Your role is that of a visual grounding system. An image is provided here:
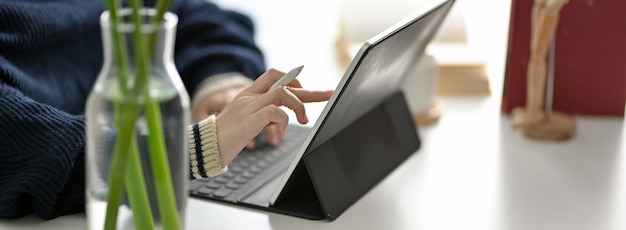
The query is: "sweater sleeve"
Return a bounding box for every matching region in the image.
[0,83,86,220]
[0,83,227,220]
[168,0,267,96]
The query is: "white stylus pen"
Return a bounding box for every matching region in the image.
[269,65,304,90]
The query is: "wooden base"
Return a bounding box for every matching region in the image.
[413,100,442,125]
[512,107,576,141]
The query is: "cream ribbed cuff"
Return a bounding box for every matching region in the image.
[188,115,227,178]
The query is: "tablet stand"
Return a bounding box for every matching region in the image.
[272,91,420,220]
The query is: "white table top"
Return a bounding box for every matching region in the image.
[1,0,624,229]
[2,98,624,230]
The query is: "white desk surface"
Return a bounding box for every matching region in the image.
[1,0,624,229]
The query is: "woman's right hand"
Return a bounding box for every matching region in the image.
[214,68,333,167]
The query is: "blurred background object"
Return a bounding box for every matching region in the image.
[336,0,491,97]
[502,0,626,117]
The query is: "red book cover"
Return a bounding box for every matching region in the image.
[502,0,626,116]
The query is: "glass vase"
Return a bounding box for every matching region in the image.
[86,8,190,230]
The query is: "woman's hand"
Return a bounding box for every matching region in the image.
[215,68,333,166]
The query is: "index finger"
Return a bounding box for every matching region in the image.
[245,68,285,93]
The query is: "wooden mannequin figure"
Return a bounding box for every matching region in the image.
[512,0,576,140]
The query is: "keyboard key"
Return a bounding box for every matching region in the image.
[214,176,229,184]
[196,186,214,196]
[229,165,243,173]
[246,155,258,163]
[257,160,270,168]
[189,180,205,192]
[225,181,240,189]
[270,151,284,158]
[233,175,248,184]
[213,188,233,198]
[242,170,256,179]
[205,181,222,189]
[249,165,262,173]
[222,171,236,178]
[263,155,276,163]
[238,160,251,168]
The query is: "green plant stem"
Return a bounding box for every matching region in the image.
[102,1,142,229]
[102,0,152,228]
[148,0,173,51]
[129,0,150,95]
[124,139,156,230]
[129,0,181,229]
[104,103,140,230]
[104,0,139,225]
[145,102,181,230]
[105,0,130,92]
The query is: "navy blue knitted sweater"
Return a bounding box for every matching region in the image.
[0,0,265,219]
